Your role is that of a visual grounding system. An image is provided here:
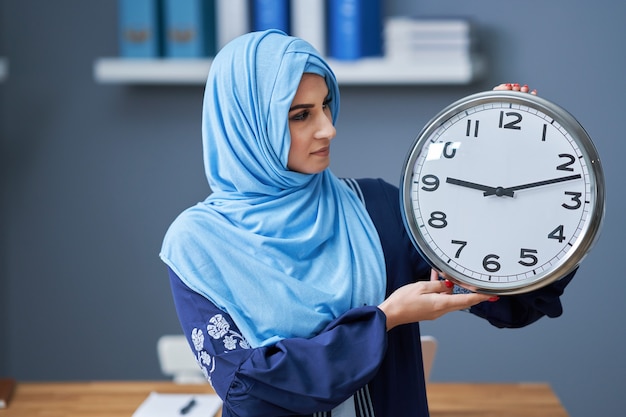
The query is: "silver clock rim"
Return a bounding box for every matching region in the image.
[399,90,605,295]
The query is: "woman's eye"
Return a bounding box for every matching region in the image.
[291,110,310,121]
[323,97,332,110]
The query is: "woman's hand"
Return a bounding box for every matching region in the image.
[493,83,537,95]
[378,269,495,331]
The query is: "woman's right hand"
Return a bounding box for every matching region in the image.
[378,269,495,330]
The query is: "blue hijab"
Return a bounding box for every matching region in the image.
[160,30,386,347]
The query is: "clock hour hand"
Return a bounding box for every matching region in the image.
[484,174,582,196]
[446,177,514,197]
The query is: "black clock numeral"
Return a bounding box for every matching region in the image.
[482,254,501,273]
[451,240,467,258]
[557,154,576,172]
[421,174,440,192]
[519,248,539,267]
[443,141,458,158]
[428,211,448,229]
[466,119,479,137]
[548,225,566,243]
[562,191,582,210]
[498,111,522,130]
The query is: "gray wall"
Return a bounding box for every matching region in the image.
[1,1,624,416]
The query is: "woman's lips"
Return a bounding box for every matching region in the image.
[311,147,330,156]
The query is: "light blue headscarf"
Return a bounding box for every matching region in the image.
[160,30,386,347]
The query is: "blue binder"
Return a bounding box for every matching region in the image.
[327,0,382,60]
[118,0,162,58]
[252,0,290,33]
[163,0,217,58]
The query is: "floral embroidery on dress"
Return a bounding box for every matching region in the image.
[191,327,204,351]
[207,314,251,351]
[207,314,230,339]
[188,314,251,385]
[190,327,215,385]
[198,350,214,381]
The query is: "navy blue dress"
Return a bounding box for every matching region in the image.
[168,178,574,417]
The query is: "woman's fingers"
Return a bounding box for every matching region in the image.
[429,268,439,281]
[493,82,537,95]
[428,269,454,293]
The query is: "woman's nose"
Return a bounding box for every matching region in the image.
[315,114,336,140]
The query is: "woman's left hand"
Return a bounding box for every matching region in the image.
[493,83,537,95]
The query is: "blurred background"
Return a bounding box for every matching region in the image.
[0,1,624,416]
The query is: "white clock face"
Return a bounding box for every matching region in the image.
[402,92,604,294]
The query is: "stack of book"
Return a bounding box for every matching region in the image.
[384,17,475,66]
[116,0,474,68]
[117,0,383,60]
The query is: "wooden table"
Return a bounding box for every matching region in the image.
[427,383,569,417]
[1,381,568,416]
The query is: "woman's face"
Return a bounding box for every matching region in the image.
[287,73,336,174]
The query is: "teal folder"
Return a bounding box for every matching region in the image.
[118,0,162,58]
[163,0,217,58]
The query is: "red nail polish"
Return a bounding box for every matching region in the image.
[488,296,499,302]
[445,280,454,289]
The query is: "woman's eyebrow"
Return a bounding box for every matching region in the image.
[289,103,314,112]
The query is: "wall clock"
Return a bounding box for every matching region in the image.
[400,90,605,294]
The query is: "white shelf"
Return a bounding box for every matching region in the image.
[0,58,7,82]
[93,55,484,86]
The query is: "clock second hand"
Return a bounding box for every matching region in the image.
[445,177,514,197]
[483,174,582,196]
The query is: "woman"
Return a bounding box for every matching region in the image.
[160,30,573,417]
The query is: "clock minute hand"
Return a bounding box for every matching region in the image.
[485,174,583,196]
[446,177,514,197]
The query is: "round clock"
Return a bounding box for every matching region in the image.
[400,90,605,295]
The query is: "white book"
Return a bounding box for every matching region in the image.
[216,0,250,50]
[384,48,472,65]
[385,17,474,42]
[290,0,326,55]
